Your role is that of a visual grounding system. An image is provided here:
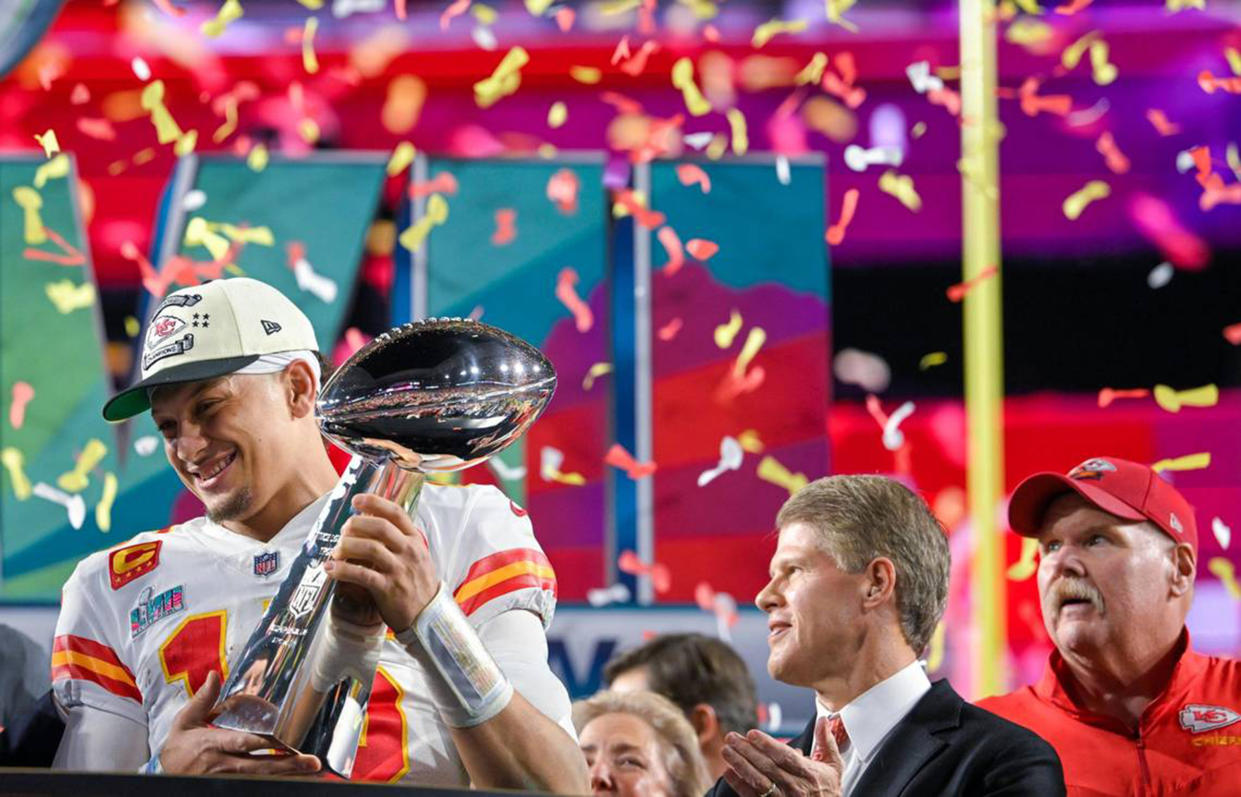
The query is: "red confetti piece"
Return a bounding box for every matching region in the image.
[703,24,720,42]
[657,226,684,275]
[1018,78,1072,117]
[686,239,718,260]
[440,0,471,29]
[826,188,859,246]
[547,168,580,214]
[555,268,593,332]
[613,189,665,229]
[1097,387,1150,408]
[69,83,90,105]
[1055,0,1093,13]
[409,172,459,199]
[637,0,655,34]
[492,209,516,245]
[618,41,659,78]
[76,117,117,141]
[600,91,645,115]
[946,265,998,302]
[928,87,962,116]
[1198,70,1241,94]
[1096,132,1130,174]
[1146,109,1180,136]
[286,241,306,267]
[611,36,631,65]
[1224,324,1241,345]
[694,582,739,628]
[657,318,683,341]
[9,382,33,430]
[676,163,711,194]
[555,7,575,30]
[606,443,658,480]
[618,549,670,590]
[714,365,766,401]
[24,227,85,266]
[395,0,407,20]
[1129,193,1208,269]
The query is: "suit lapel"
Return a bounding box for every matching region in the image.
[849,680,961,795]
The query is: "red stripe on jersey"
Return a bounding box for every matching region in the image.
[54,634,130,669]
[457,571,557,618]
[52,635,141,703]
[456,548,551,586]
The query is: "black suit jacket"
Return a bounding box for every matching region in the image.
[707,680,1064,796]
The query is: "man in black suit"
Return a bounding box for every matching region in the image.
[712,475,1064,797]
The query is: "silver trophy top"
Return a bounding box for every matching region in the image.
[316,318,556,472]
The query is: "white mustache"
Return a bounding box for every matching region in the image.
[1051,578,1104,614]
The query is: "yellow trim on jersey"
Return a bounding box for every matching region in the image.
[51,649,138,687]
[453,561,556,603]
[158,610,230,698]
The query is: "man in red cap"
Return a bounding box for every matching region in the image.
[979,456,1241,795]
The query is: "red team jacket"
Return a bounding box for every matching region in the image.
[979,633,1241,796]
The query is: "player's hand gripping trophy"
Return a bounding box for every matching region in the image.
[212,318,556,777]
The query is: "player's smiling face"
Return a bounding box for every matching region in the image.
[151,373,290,527]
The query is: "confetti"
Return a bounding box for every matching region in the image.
[1097,387,1150,408]
[570,66,602,84]
[555,267,594,332]
[670,164,708,197]
[906,61,944,94]
[131,56,152,82]
[612,189,665,228]
[473,47,529,108]
[58,439,106,494]
[587,583,632,607]
[1055,0,1093,14]
[582,362,613,390]
[12,187,47,246]
[826,188,860,246]
[752,18,807,48]
[9,382,34,430]
[694,582,739,640]
[878,169,922,212]
[947,265,998,302]
[398,193,449,252]
[918,352,948,371]
[697,436,743,487]
[547,101,568,128]
[45,280,95,314]
[547,169,580,214]
[286,242,338,303]
[302,16,320,74]
[1208,558,1241,600]
[671,58,711,117]
[184,217,232,260]
[140,81,185,146]
[540,445,585,486]
[1063,180,1110,220]
[1146,109,1180,136]
[1165,0,1204,9]
[757,455,807,496]
[202,0,244,37]
[796,53,828,86]
[386,141,417,176]
[134,436,160,457]
[409,172,460,199]
[1129,193,1208,269]
[471,24,496,50]
[726,108,748,155]
[555,7,575,30]
[381,75,427,135]
[606,444,657,479]
[714,309,743,349]
[33,130,59,158]
[657,318,683,340]
[1147,262,1174,288]
[492,208,516,245]
[1199,70,1241,94]
[737,430,764,453]
[1089,40,1117,85]
[1007,538,1038,581]
[1096,131,1130,174]
[76,117,117,141]
[487,456,526,482]
[440,0,470,29]
[822,53,866,109]
[1018,77,1072,117]
[1224,323,1241,345]
[1153,384,1218,413]
[825,0,858,30]
[683,131,713,150]
[1006,19,1053,47]
[880,401,915,451]
[94,476,118,528]
[1,448,31,500]
[686,238,718,261]
[1212,517,1231,550]
[732,327,766,378]
[1150,452,1211,473]
[618,550,670,592]
[70,83,90,104]
[33,482,85,530]
[617,40,659,77]
[834,348,891,392]
[715,365,766,401]
[844,144,902,172]
[657,226,684,275]
[24,226,85,267]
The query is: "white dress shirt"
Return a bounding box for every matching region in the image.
[813,660,932,796]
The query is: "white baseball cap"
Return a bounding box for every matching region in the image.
[103,278,320,422]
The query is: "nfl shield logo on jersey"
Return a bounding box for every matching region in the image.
[253,551,279,577]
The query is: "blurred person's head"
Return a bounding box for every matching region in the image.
[574,690,710,797]
[1009,457,1197,680]
[757,475,949,707]
[604,633,757,778]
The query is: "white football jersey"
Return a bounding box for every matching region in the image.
[52,483,565,784]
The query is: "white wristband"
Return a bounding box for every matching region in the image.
[396,583,513,728]
[310,612,386,693]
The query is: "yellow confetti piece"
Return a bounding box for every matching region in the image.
[1,448,31,500]
[524,0,553,14]
[297,0,323,6]
[550,470,586,486]
[714,309,743,348]
[548,100,568,128]
[214,103,239,143]
[733,327,766,378]
[1166,0,1205,11]
[570,66,602,84]
[12,186,46,245]
[926,622,946,673]
[1063,180,1110,220]
[299,118,320,144]
[727,108,748,155]
[677,0,718,19]
[247,142,269,172]
[752,18,808,48]
[33,154,70,189]
[398,193,450,252]
[1007,537,1039,581]
[184,217,232,260]
[582,362,613,390]
[124,316,140,337]
[34,130,60,158]
[58,439,106,494]
[140,80,184,145]
[1227,48,1241,77]
[387,141,416,176]
[474,46,529,108]
[911,121,927,138]
[706,133,728,161]
[1228,142,1241,181]
[45,280,96,314]
[1151,452,1211,473]
[879,170,922,212]
[1012,0,1044,12]
[1208,558,1241,599]
[795,53,828,85]
[1153,383,1218,413]
[919,351,948,370]
[302,16,319,74]
[757,455,808,496]
[1089,40,1117,85]
[1005,18,1053,47]
[132,148,156,166]
[175,131,198,157]
[202,0,244,37]
[671,58,712,117]
[472,3,497,24]
[737,429,764,453]
[217,223,274,246]
[1061,31,1100,70]
[537,143,557,159]
[825,0,859,31]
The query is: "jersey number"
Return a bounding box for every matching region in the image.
[353,667,410,782]
[159,611,228,697]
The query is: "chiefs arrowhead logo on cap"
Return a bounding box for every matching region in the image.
[1068,458,1117,482]
[1179,704,1241,734]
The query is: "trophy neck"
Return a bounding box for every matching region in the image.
[367,459,426,515]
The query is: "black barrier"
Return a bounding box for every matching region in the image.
[0,770,541,797]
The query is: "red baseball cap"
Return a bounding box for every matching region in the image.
[1009,457,1197,552]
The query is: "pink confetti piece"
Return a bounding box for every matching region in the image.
[657,226,684,275]
[492,209,516,245]
[409,172,459,199]
[676,163,711,194]
[10,382,34,429]
[946,265,998,302]
[613,189,665,229]
[555,7,575,30]
[657,318,683,341]
[555,268,593,332]
[826,188,859,246]
[618,550,670,593]
[440,0,471,29]
[606,443,657,479]
[1224,323,1241,345]
[686,239,718,260]
[547,169,581,214]
[1097,387,1150,408]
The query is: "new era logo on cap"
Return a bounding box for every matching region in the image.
[262,320,282,336]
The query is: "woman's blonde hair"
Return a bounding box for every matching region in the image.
[574,690,711,797]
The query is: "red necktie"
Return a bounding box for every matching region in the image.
[826,715,849,752]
